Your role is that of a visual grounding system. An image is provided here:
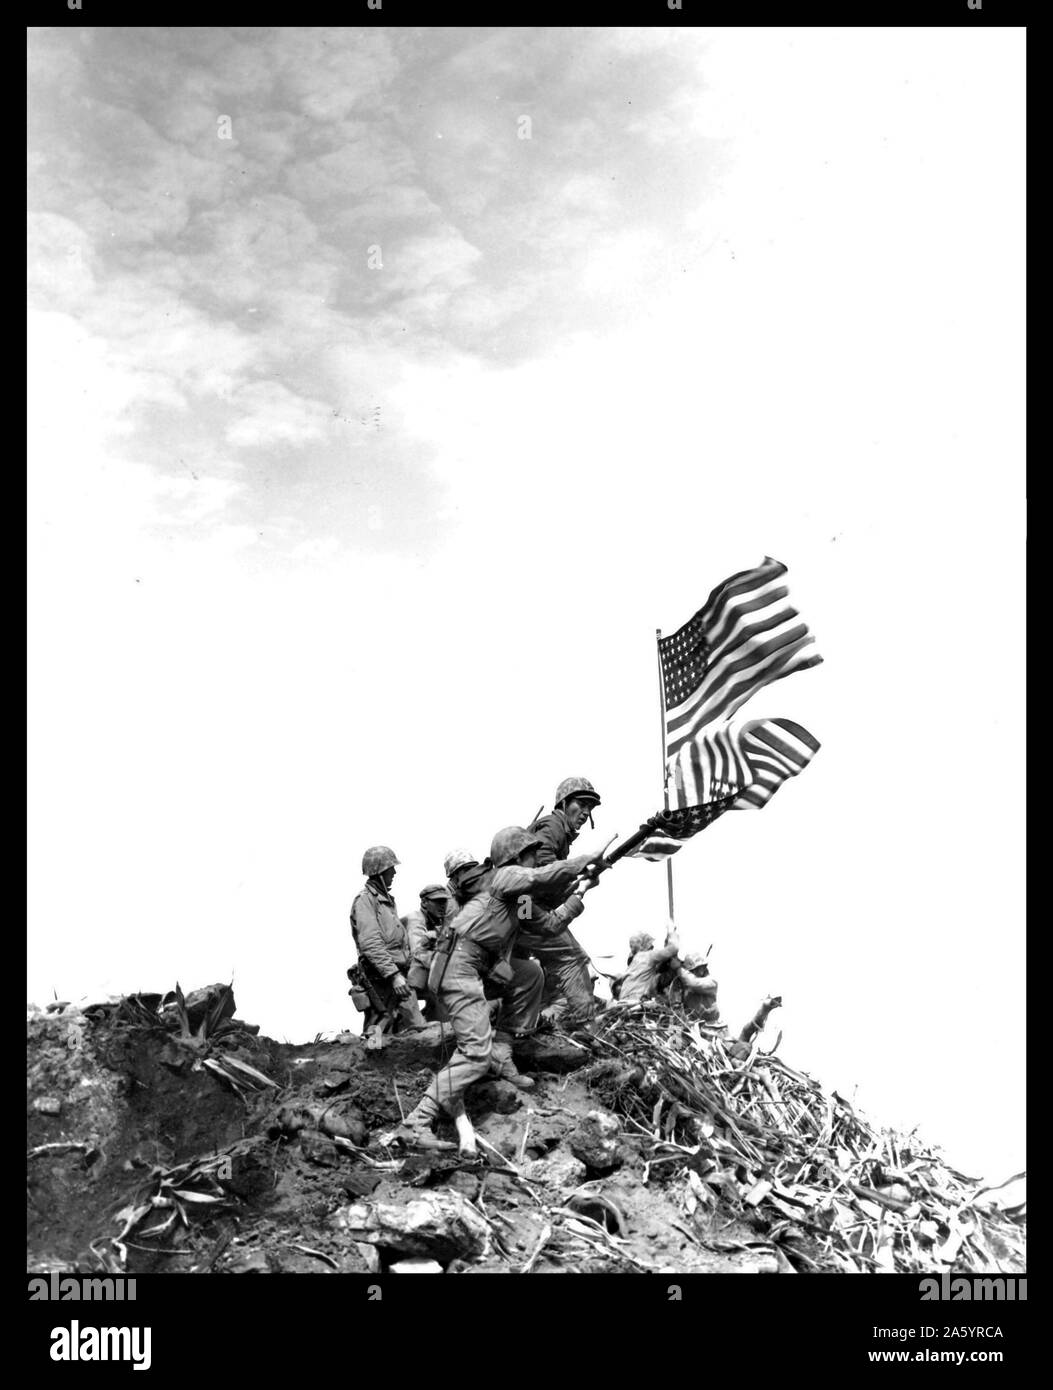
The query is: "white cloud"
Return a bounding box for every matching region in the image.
[224,381,332,448]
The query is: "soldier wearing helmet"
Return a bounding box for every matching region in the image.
[432,848,535,1089]
[617,922,682,1004]
[442,848,487,921]
[671,950,721,1023]
[350,845,425,1050]
[396,826,600,1153]
[535,778,602,863]
[513,777,605,1030]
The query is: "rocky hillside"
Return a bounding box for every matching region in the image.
[27,986,1025,1276]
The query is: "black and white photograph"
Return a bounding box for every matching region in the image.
[27,11,1025,1357]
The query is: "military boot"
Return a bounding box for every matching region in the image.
[496,1059,535,1091]
[394,1095,456,1151]
[492,1031,535,1091]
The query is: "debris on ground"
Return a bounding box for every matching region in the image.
[579,1000,1027,1274]
[569,1110,624,1173]
[337,1189,492,1262]
[26,989,1025,1275]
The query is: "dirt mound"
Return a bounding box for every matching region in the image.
[26,990,1025,1276]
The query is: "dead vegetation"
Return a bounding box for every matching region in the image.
[26,986,1024,1276]
[578,999,1026,1274]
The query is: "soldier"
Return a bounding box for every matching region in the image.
[671,951,721,1023]
[436,849,532,1087]
[396,826,600,1154]
[443,847,485,920]
[401,885,449,1021]
[350,846,425,1051]
[618,924,681,1004]
[514,777,603,1030]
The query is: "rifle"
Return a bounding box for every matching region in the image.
[575,818,668,889]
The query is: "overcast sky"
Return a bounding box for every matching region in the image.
[27,26,1025,1183]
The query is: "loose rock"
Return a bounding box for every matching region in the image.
[521,1151,588,1190]
[513,1033,591,1074]
[340,1190,491,1262]
[466,1079,523,1116]
[569,1109,624,1173]
[300,1132,340,1167]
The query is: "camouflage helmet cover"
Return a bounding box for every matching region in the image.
[629,932,655,954]
[490,826,544,868]
[682,951,707,972]
[443,847,479,879]
[362,845,399,875]
[554,776,601,808]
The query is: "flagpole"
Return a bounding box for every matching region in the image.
[656,628,675,922]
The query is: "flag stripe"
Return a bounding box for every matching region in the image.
[659,558,822,755]
[705,583,794,666]
[695,555,788,625]
[668,716,821,814]
[667,637,820,757]
[666,582,801,719]
[667,616,813,726]
[632,835,682,861]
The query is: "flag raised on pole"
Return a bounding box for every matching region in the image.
[659,556,822,761]
[629,717,822,861]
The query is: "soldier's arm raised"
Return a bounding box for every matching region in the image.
[496,854,593,897]
[493,859,592,937]
[520,893,586,938]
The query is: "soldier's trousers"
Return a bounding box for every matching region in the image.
[428,943,543,1118]
[360,958,426,1034]
[514,928,595,1027]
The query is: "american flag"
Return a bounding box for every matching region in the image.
[659,557,822,761]
[630,718,821,860]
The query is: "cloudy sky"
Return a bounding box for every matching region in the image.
[27,27,1025,1181]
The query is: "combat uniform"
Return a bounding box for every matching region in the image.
[402,908,437,989]
[672,963,721,1022]
[514,809,596,1026]
[350,878,425,1033]
[619,941,681,1003]
[420,854,593,1121]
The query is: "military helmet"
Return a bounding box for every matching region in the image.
[490,826,543,868]
[682,951,707,972]
[443,848,478,879]
[629,931,655,954]
[362,845,399,876]
[554,776,601,809]
[420,883,448,902]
